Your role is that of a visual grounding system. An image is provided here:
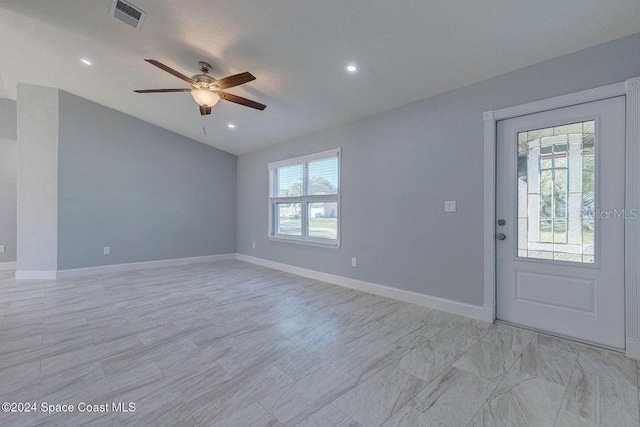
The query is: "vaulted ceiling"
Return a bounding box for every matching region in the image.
[1,1,639,154]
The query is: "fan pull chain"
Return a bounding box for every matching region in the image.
[203,115,207,136]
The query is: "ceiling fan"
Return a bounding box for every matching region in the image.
[134,59,266,115]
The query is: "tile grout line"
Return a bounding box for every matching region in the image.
[551,345,581,426]
[183,399,201,426]
[376,321,497,426]
[260,363,359,425]
[327,403,355,425]
[259,314,427,425]
[461,335,537,427]
[248,365,296,424]
[257,401,285,427]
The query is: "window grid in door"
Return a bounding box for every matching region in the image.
[517,120,595,263]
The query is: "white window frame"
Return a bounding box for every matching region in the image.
[268,148,341,248]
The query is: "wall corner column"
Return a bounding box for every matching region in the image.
[15,84,59,280]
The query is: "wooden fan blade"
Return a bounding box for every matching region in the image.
[214,72,256,90]
[134,89,191,93]
[145,59,195,84]
[219,92,266,110]
[199,105,212,115]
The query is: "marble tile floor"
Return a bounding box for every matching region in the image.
[0,260,637,426]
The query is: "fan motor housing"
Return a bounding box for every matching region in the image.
[192,62,217,89]
[198,61,213,73]
[192,74,218,89]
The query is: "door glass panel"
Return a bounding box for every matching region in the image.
[517,120,595,263]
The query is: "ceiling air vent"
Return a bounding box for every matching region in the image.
[110,0,146,30]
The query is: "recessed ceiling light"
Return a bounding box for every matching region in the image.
[81,59,92,66]
[346,64,357,73]
[228,123,236,129]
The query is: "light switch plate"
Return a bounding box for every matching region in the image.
[0,245,5,253]
[103,246,110,255]
[445,201,457,212]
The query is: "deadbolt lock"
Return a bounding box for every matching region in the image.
[497,233,506,240]
[498,219,506,226]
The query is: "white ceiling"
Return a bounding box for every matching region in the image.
[0,1,639,155]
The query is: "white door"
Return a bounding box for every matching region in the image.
[496,96,626,349]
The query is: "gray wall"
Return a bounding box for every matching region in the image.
[57,91,237,270]
[237,33,640,306]
[0,99,17,263]
[0,98,16,140]
[16,85,59,272]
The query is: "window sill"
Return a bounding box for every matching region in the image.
[268,236,340,249]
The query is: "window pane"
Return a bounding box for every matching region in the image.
[583,133,594,149]
[518,218,527,251]
[554,219,567,244]
[276,203,301,236]
[554,169,567,218]
[554,143,568,153]
[540,220,553,243]
[529,127,553,140]
[554,123,582,135]
[276,164,303,197]
[583,220,595,254]
[582,153,594,171]
[517,120,595,264]
[308,202,338,240]
[582,170,594,218]
[540,170,552,218]
[307,157,338,195]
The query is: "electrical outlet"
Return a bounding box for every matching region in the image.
[103,246,110,255]
[351,257,357,268]
[252,241,256,249]
[445,201,457,213]
[0,245,5,253]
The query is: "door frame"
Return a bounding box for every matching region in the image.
[483,76,640,359]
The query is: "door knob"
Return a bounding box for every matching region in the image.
[497,233,506,240]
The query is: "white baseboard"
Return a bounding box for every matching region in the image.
[56,253,237,279]
[627,338,640,360]
[15,270,57,280]
[235,253,493,322]
[0,261,16,271]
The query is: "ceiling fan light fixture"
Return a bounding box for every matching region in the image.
[135,60,266,111]
[191,89,220,107]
